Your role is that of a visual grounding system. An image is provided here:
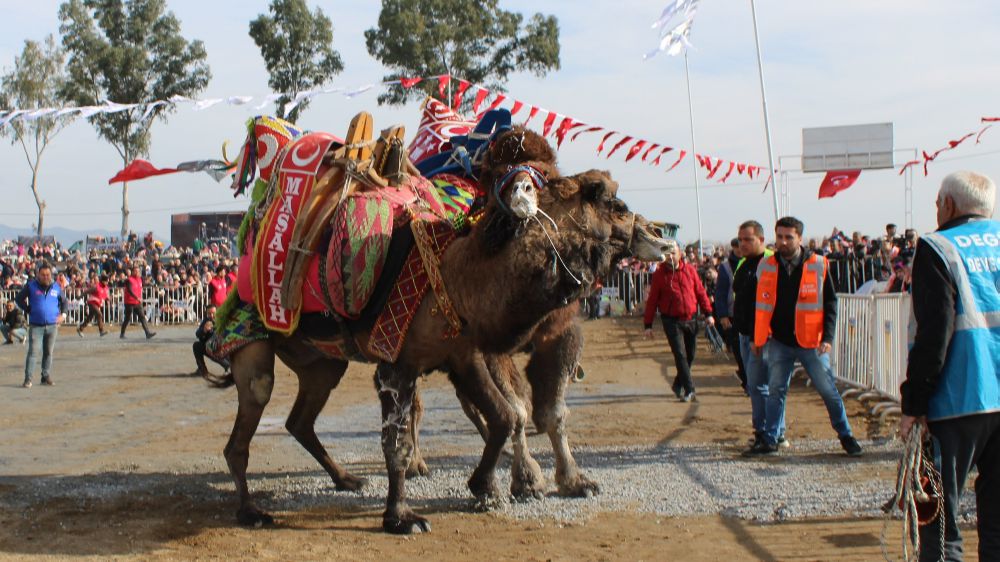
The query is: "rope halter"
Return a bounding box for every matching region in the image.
[492,164,547,217]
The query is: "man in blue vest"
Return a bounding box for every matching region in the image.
[14,262,67,388]
[900,170,999,562]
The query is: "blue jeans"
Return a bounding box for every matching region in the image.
[762,339,853,445]
[2,324,27,343]
[25,324,58,383]
[739,334,784,436]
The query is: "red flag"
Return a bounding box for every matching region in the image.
[977,125,993,144]
[481,94,507,118]
[719,161,736,183]
[606,135,633,158]
[665,150,687,172]
[109,159,178,184]
[554,117,575,148]
[736,163,746,175]
[541,112,557,137]
[451,80,470,108]
[706,158,724,179]
[471,88,489,114]
[524,106,540,127]
[818,169,861,199]
[510,100,524,116]
[983,116,1000,122]
[652,146,674,166]
[746,165,757,179]
[625,139,647,162]
[641,143,660,162]
[898,159,920,176]
[399,77,422,89]
[572,125,602,142]
[597,131,616,154]
[437,75,450,99]
[695,154,706,168]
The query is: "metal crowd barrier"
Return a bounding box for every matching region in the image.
[827,255,886,293]
[831,293,910,421]
[1,285,210,326]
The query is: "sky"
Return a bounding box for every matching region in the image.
[1,0,999,247]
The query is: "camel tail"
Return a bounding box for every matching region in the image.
[204,371,236,389]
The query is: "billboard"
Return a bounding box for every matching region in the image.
[802,122,894,172]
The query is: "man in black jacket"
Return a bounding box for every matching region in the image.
[731,220,785,449]
[192,305,229,377]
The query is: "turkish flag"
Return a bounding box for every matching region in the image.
[108,159,178,184]
[818,169,861,199]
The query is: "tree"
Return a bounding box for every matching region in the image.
[0,36,73,237]
[365,0,560,109]
[59,0,211,237]
[249,0,344,124]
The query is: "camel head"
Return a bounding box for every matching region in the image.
[549,170,674,269]
[480,127,558,221]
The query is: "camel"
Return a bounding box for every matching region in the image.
[216,122,671,534]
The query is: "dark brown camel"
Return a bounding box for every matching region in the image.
[220,162,670,534]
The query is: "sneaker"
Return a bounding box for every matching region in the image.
[22,381,31,388]
[120,334,126,339]
[99,331,109,337]
[840,436,863,457]
[145,332,157,340]
[2,341,11,345]
[682,392,697,403]
[41,378,54,386]
[76,327,84,338]
[671,383,683,400]
[742,440,778,457]
[777,436,791,449]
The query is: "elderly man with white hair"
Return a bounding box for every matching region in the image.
[900,170,999,562]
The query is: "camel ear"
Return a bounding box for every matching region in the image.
[582,178,611,202]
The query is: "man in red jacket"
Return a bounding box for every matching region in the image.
[644,245,715,401]
[120,265,156,340]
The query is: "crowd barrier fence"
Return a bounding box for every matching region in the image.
[1,285,210,327]
[831,293,909,421]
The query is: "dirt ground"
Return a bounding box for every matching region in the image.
[0,316,977,561]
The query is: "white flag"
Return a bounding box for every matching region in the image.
[226,96,253,105]
[193,98,224,111]
[141,100,168,121]
[644,9,697,60]
[254,93,284,111]
[651,0,696,30]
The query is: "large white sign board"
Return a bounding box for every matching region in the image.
[802,123,894,172]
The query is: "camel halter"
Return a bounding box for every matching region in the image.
[492,164,547,217]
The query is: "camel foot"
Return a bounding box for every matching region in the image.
[383,506,431,535]
[334,472,367,492]
[405,457,430,479]
[511,458,547,500]
[469,479,507,511]
[557,473,600,498]
[236,506,274,528]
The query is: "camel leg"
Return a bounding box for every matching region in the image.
[448,352,516,509]
[223,340,277,527]
[375,362,430,534]
[482,353,546,500]
[526,321,600,497]
[406,388,430,478]
[284,357,366,491]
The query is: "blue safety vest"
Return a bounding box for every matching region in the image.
[920,218,1000,420]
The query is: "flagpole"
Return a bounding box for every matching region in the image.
[750,0,781,222]
[684,52,704,259]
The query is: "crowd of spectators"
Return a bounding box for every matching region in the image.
[1,232,238,324]
[594,222,918,317]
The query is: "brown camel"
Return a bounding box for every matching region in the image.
[220,161,670,534]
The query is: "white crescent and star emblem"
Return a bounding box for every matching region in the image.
[290,141,322,167]
[830,175,851,187]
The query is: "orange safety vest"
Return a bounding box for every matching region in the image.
[754,252,827,348]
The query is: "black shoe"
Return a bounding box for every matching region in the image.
[671,383,684,400]
[146,332,157,340]
[76,327,84,338]
[840,435,863,457]
[120,334,126,339]
[100,331,109,337]
[40,378,54,386]
[742,440,778,457]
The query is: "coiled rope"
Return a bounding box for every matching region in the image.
[881,423,945,562]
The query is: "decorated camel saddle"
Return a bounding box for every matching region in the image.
[215,112,464,364]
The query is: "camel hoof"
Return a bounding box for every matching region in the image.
[405,458,430,479]
[236,506,274,528]
[383,510,431,535]
[335,473,367,492]
[558,474,600,498]
[511,472,547,501]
